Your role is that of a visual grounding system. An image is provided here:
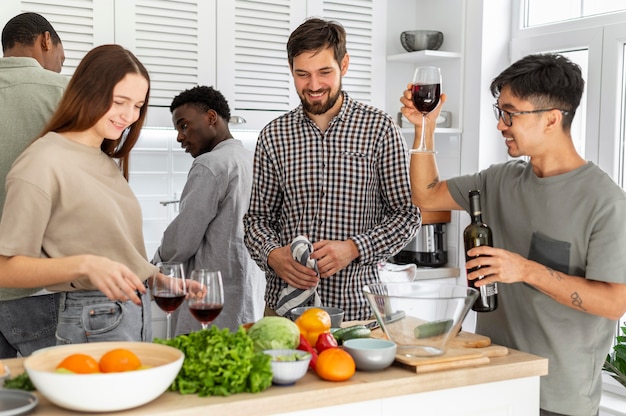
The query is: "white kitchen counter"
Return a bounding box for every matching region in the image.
[3,347,548,416]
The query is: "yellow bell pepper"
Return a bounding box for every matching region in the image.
[295,307,332,346]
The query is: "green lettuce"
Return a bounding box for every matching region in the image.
[155,326,272,396]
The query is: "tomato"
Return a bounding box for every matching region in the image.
[56,353,100,374]
[315,347,355,381]
[295,307,331,346]
[99,348,142,373]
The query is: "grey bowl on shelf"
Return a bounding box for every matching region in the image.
[400,30,444,52]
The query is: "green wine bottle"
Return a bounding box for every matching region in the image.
[463,190,498,312]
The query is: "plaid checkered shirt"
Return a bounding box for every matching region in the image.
[243,92,421,321]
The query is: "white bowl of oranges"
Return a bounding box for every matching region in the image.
[24,341,183,412]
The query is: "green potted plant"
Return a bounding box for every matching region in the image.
[604,324,626,388]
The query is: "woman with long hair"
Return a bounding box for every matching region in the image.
[0,44,156,343]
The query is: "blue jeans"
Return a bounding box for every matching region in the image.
[0,293,60,358]
[56,290,152,344]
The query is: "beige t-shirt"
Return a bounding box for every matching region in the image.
[0,132,157,292]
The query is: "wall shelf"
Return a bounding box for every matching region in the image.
[401,127,462,135]
[387,50,462,64]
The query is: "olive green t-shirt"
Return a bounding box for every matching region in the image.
[448,160,626,416]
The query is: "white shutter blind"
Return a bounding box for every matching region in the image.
[322,0,375,104]
[134,0,200,107]
[18,0,95,77]
[231,0,293,112]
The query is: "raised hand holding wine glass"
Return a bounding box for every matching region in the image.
[410,66,442,153]
[151,262,186,340]
[188,270,224,330]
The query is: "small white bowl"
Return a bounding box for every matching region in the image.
[343,338,397,371]
[24,341,183,412]
[264,349,311,385]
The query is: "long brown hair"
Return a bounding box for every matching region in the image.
[41,44,150,178]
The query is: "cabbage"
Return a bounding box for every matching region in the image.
[247,316,300,352]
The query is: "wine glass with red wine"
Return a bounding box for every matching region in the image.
[188,270,224,330]
[410,66,442,153]
[152,262,186,340]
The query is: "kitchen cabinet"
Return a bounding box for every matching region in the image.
[1,0,214,117]
[215,0,388,130]
[1,1,387,130]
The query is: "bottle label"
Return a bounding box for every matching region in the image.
[480,282,498,297]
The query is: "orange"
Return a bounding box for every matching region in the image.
[295,307,332,346]
[98,348,142,373]
[315,347,355,381]
[56,353,100,374]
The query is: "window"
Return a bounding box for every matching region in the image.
[524,0,626,27]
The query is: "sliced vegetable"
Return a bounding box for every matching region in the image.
[315,332,338,353]
[414,319,453,339]
[297,333,318,370]
[332,325,372,344]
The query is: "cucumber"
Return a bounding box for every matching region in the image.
[332,325,372,344]
[413,319,453,339]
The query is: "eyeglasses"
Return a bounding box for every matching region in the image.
[492,104,570,127]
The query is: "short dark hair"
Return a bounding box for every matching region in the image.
[490,53,584,130]
[286,18,347,68]
[170,85,231,121]
[2,12,62,52]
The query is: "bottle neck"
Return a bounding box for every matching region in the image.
[469,195,482,223]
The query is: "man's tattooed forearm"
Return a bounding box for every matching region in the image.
[426,176,439,190]
[571,292,587,311]
[546,267,563,281]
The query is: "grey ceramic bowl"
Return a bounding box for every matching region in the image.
[400,30,444,52]
[288,306,344,328]
[343,338,397,371]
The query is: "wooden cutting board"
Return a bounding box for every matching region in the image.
[343,321,508,374]
[394,344,509,373]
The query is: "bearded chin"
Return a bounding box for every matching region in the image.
[301,88,342,115]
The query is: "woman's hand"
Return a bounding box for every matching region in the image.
[79,255,146,305]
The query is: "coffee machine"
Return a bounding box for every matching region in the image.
[391,211,450,268]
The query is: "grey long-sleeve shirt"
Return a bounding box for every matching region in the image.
[153,138,265,333]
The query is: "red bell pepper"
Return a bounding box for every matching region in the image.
[315,332,338,353]
[297,333,318,370]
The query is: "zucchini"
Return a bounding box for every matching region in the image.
[413,319,453,339]
[332,325,372,344]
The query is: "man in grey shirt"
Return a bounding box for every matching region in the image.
[153,86,265,334]
[404,53,626,416]
[0,12,67,357]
